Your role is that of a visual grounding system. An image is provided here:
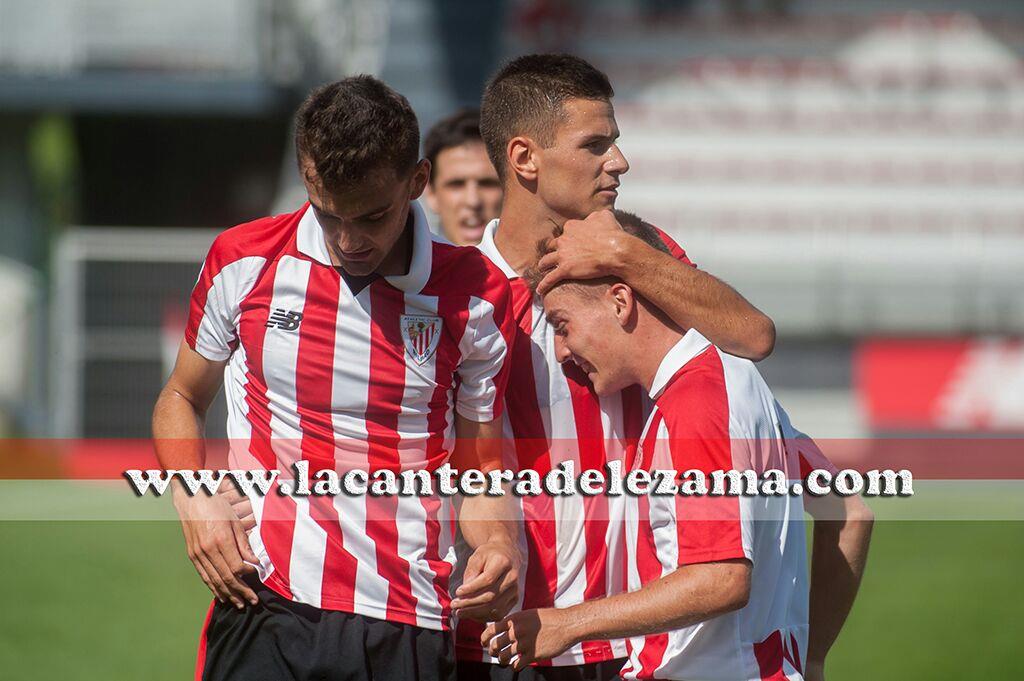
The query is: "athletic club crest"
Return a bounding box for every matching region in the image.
[400,314,442,365]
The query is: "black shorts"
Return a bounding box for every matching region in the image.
[196,576,456,681]
[455,659,626,681]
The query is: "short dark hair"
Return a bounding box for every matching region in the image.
[608,210,671,255]
[423,108,484,184]
[481,53,614,181]
[524,210,668,294]
[294,75,420,192]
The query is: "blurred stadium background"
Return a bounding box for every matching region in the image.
[0,0,1021,679]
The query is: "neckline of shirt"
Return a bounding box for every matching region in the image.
[648,329,713,400]
[476,219,520,280]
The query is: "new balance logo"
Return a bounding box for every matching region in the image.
[265,309,303,331]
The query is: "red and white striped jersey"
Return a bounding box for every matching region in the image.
[621,330,809,681]
[454,219,696,666]
[185,201,515,630]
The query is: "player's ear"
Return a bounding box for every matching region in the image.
[609,283,636,329]
[507,136,539,182]
[408,159,431,200]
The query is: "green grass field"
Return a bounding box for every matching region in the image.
[1,520,1020,680]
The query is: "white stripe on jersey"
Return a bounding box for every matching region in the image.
[258,256,329,606]
[329,282,391,617]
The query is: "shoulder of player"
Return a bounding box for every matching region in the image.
[646,223,696,268]
[662,348,778,443]
[425,239,512,301]
[205,206,304,268]
[656,346,730,438]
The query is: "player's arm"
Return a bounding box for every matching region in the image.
[536,210,776,361]
[484,559,750,669]
[780,405,873,681]
[152,341,259,609]
[802,484,874,681]
[449,414,521,622]
[448,270,521,622]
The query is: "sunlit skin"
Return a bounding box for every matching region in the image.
[425,142,503,245]
[300,156,430,276]
[526,97,629,221]
[543,280,682,397]
[494,95,776,361]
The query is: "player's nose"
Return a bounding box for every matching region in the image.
[335,231,367,254]
[607,144,629,176]
[464,181,482,209]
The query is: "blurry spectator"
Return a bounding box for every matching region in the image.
[423,109,503,245]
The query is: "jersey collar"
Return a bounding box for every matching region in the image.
[296,200,433,294]
[648,329,713,400]
[475,219,519,280]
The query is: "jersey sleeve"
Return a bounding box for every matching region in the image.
[775,399,840,478]
[184,237,265,362]
[660,374,751,567]
[653,226,697,269]
[454,278,515,422]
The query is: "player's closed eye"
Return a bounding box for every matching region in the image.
[361,211,388,223]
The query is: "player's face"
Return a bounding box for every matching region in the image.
[425,142,503,245]
[302,158,430,276]
[543,284,634,396]
[535,98,629,219]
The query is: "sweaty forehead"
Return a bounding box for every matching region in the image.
[554,98,617,140]
[541,283,586,318]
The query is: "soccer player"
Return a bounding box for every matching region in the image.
[423,108,503,245]
[482,214,873,680]
[453,54,778,680]
[153,76,521,681]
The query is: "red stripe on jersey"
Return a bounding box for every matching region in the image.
[661,348,745,566]
[620,384,647,464]
[619,384,647,595]
[194,599,216,681]
[652,226,696,269]
[237,258,296,600]
[293,267,359,608]
[565,363,613,663]
[366,282,418,622]
[421,288,472,617]
[506,283,559,613]
[753,630,791,681]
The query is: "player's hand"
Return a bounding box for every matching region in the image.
[535,209,630,295]
[173,489,260,609]
[217,481,256,533]
[450,541,520,622]
[482,608,575,670]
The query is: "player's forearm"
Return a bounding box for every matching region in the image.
[453,414,517,551]
[615,240,776,361]
[806,498,874,665]
[458,492,518,551]
[561,560,751,644]
[152,386,209,499]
